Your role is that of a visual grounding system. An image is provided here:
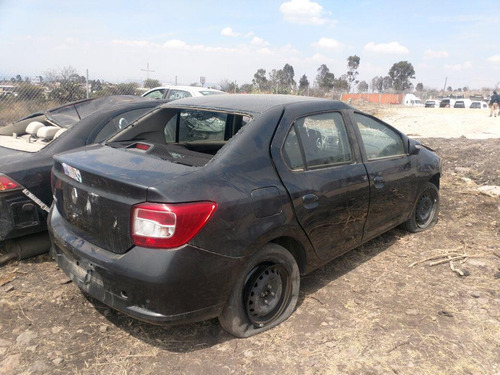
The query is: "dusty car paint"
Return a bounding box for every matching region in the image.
[48,94,441,336]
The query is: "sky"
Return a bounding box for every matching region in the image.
[1,0,499,91]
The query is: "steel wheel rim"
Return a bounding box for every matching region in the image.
[244,263,291,327]
[416,191,436,228]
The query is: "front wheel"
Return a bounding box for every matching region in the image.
[404,182,440,232]
[218,243,300,338]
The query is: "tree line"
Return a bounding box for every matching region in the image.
[219,57,418,96]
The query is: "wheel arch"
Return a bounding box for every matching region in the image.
[429,173,440,190]
[269,236,307,275]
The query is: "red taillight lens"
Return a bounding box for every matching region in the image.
[0,174,21,191]
[131,202,217,249]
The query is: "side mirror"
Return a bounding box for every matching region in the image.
[409,140,422,156]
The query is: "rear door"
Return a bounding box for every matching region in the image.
[351,112,416,240]
[271,110,369,261]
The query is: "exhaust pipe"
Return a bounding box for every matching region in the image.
[0,232,51,266]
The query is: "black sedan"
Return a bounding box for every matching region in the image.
[48,95,441,337]
[0,96,168,261]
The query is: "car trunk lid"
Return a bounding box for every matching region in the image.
[52,144,195,254]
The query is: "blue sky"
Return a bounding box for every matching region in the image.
[1,0,499,90]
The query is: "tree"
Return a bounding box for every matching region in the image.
[358,80,369,93]
[415,82,424,91]
[447,86,453,92]
[315,64,335,92]
[346,55,360,92]
[282,63,296,92]
[252,68,269,92]
[388,61,415,92]
[371,76,383,93]
[268,69,289,94]
[144,79,161,88]
[298,74,309,95]
[333,75,349,93]
[45,66,86,103]
[382,76,393,92]
[219,79,239,93]
[239,83,253,93]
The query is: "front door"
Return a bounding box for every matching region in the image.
[351,112,416,240]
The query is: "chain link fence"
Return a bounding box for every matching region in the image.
[0,68,149,127]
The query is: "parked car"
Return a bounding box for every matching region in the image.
[439,98,455,108]
[425,99,439,108]
[49,94,441,337]
[454,99,471,108]
[470,101,489,109]
[0,96,168,262]
[142,85,224,100]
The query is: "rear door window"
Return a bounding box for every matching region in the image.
[284,112,352,169]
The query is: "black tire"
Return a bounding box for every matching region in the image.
[218,243,300,338]
[404,182,439,233]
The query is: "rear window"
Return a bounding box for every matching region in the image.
[164,111,229,143]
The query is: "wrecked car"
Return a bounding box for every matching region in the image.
[49,94,441,337]
[0,96,168,263]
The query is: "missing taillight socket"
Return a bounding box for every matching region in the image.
[131,201,217,249]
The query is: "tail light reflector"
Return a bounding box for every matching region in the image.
[0,174,21,191]
[131,201,217,249]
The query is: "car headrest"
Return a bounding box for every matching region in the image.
[53,128,67,139]
[25,121,45,135]
[37,126,60,140]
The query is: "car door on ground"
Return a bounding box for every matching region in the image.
[272,111,370,260]
[352,112,417,239]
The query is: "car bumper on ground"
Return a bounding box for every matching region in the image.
[49,206,243,325]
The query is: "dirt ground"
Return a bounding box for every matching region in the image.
[1,103,499,375]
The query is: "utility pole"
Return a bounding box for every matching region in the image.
[443,77,447,95]
[141,63,155,81]
[86,69,89,99]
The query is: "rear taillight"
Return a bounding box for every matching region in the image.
[0,174,21,191]
[131,202,217,249]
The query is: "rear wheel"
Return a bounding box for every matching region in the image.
[404,182,439,232]
[218,243,300,338]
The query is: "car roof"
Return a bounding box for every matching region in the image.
[144,86,223,93]
[162,94,352,115]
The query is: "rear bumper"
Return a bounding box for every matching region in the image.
[49,206,243,325]
[0,190,47,242]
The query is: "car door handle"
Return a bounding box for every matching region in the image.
[302,194,319,209]
[373,176,385,189]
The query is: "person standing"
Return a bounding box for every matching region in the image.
[490,90,499,117]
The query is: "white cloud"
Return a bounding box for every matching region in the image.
[312,37,343,51]
[444,61,472,71]
[364,41,409,54]
[280,0,333,25]
[256,48,273,55]
[423,49,449,59]
[488,55,500,63]
[221,27,240,37]
[250,37,269,46]
[163,39,189,49]
[112,39,153,48]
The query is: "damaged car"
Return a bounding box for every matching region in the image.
[0,96,168,263]
[49,94,441,337]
